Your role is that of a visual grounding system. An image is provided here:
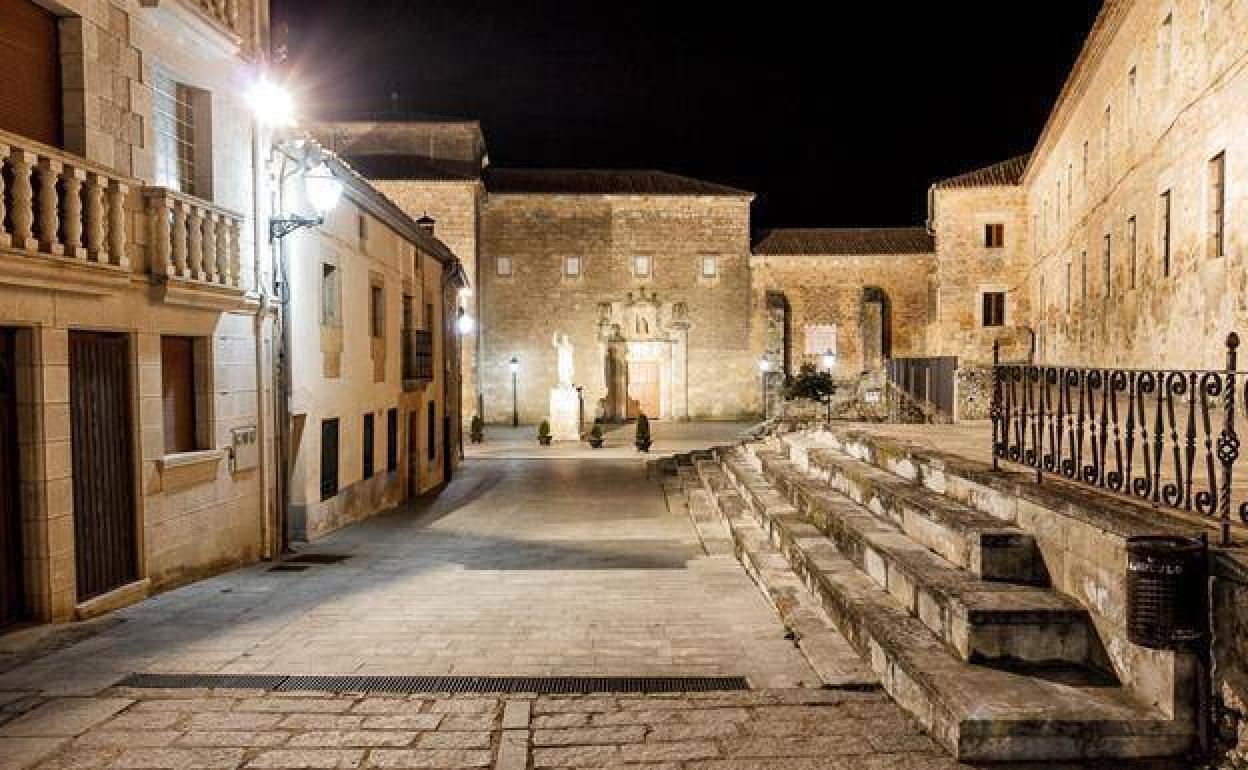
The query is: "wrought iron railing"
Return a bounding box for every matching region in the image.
[991,333,1244,545]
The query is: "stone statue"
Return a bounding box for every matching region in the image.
[553,332,574,387]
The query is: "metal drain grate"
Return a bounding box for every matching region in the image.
[267,565,309,572]
[116,673,750,694]
[284,553,352,564]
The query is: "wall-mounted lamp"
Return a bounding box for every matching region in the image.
[456,307,476,335]
[821,348,837,372]
[270,161,343,241]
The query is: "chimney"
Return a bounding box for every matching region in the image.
[416,213,436,236]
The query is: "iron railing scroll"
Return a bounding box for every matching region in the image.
[992,333,1244,546]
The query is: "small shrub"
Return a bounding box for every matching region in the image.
[785,362,835,401]
[590,421,604,439]
[635,414,651,443]
[538,420,551,439]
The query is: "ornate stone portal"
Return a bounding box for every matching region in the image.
[597,289,690,421]
[548,332,580,441]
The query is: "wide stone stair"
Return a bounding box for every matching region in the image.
[684,425,1202,763]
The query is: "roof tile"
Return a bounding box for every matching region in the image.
[753,227,934,256]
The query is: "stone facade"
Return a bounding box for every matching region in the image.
[479,186,757,425]
[0,0,274,622]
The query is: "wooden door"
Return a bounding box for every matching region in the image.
[628,361,660,419]
[0,0,61,147]
[0,330,24,627]
[69,331,137,602]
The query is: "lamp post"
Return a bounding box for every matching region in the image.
[821,348,836,373]
[758,357,771,419]
[509,357,519,428]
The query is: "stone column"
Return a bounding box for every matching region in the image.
[671,322,690,420]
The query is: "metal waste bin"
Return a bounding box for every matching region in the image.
[1126,535,1207,650]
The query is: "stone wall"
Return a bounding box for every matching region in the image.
[1023,0,1248,370]
[930,185,1031,366]
[478,193,756,424]
[752,252,937,378]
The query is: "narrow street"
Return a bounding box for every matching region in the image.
[0,451,952,769]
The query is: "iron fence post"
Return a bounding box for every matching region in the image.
[991,338,1001,472]
[1219,332,1239,546]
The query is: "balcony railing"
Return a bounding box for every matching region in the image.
[0,129,131,269]
[143,187,243,289]
[195,0,240,32]
[402,329,434,384]
[991,334,1247,545]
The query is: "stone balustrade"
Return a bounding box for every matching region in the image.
[195,0,240,33]
[143,187,243,289]
[0,129,132,269]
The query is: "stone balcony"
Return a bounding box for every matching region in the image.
[142,186,247,309]
[0,128,134,295]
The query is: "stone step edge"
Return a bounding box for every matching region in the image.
[750,448,1090,625]
[714,447,1194,762]
[691,459,880,690]
[785,434,1045,583]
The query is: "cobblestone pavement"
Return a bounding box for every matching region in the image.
[3,688,961,769]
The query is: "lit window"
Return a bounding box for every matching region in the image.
[702,256,718,278]
[564,256,581,277]
[633,255,651,278]
[496,256,512,276]
[982,292,1005,327]
[984,223,1005,249]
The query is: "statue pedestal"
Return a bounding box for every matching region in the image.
[549,386,581,441]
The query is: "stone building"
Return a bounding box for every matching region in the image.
[282,146,466,541]
[0,0,275,626]
[478,169,756,424]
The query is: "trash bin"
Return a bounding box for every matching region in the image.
[1126,535,1207,650]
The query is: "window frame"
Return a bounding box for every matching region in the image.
[981,291,1006,328]
[362,412,375,479]
[984,223,1005,249]
[495,256,513,277]
[633,255,651,279]
[701,255,718,279]
[321,262,342,326]
[386,408,398,473]
[563,255,582,278]
[160,335,202,455]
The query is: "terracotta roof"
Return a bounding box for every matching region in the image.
[484,168,752,197]
[934,154,1030,189]
[753,227,934,256]
[343,154,480,182]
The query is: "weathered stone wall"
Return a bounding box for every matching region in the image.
[1023,0,1248,370]
[930,185,1031,366]
[1214,553,1248,763]
[752,252,937,378]
[478,193,756,424]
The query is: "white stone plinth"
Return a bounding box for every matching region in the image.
[549,386,581,441]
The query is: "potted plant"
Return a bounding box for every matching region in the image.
[587,421,605,449]
[537,420,552,446]
[634,414,652,452]
[469,415,484,444]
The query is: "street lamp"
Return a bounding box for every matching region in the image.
[758,357,771,419]
[821,348,837,373]
[456,307,475,335]
[509,357,519,428]
[270,159,343,240]
[247,78,296,127]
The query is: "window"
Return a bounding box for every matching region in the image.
[161,336,199,453]
[563,256,581,277]
[633,255,651,278]
[1081,251,1088,304]
[984,223,1005,249]
[1209,152,1226,258]
[358,214,369,251]
[386,408,398,473]
[320,418,339,501]
[1128,216,1138,289]
[321,263,341,325]
[362,413,374,478]
[1103,234,1112,297]
[152,68,211,198]
[702,256,718,278]
[982,292,1006,327]
[370,284,384,338]
[495,256,512,276]
[1160,190,1172,276]
[426,401,436,461]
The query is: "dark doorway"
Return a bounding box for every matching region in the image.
[0,329,24,628]
[69,331,137,602]
[320,418,339,500]
[862,287,893,369]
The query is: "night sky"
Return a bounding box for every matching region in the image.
[272,2,1104,229]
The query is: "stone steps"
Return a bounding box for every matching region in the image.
[778,431,1044,583]
[709,444,1195,762]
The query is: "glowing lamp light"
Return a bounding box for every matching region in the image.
[758,358,771,373]
[247,79,295,127]
[821,349,837,371]
[304,163,343,216]
[456,308,475,335]
[509,357,519,374]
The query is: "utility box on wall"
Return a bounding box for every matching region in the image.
[231,426,259,472]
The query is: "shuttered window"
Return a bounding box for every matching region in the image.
[320,419,339,500]
[362,413,374,479]
[161,337,198,453]
[982,292,1006,327]
[386,408,398,473]
[0,0,61,147]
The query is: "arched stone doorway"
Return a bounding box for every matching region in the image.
[862,287,892,371]
[598,289,690,421]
